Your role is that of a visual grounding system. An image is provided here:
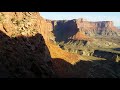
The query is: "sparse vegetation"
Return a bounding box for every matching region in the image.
[16,20,22,26]
[11,18,15,22]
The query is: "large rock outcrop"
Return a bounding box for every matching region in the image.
[0,12,56,78]
[52,20,78,42]
[76,18,119,36]
[52,18,120,42]
[76,18,116,31]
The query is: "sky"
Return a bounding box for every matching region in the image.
[40,12,120,26]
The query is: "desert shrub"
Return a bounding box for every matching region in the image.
[11,33,16,38]
[11,18,15,22]
[16,20,23,26]
[0,16,4,22]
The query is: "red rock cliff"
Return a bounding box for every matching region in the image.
[0,12,56,78]
[76,18,117,31]
[51,18,119,42]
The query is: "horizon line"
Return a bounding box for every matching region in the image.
[45,18,119,27]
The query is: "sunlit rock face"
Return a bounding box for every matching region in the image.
[76,18,116,30]
[51,18,119,42]
[0,12,56,78]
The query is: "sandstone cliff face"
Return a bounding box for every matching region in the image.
[52,18,119,42]
[52,20,78,42]
[76,18,116,30]
[0,12,54,41]
[76,18,119,36]
[0,12,55,78]
[38,16,55,42]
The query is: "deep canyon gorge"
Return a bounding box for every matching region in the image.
[0,12,120,78]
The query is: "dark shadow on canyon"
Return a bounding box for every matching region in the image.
[0,30,120,78]
[0,31,55,78]
[52,20,79,42]
[52,58,120,78]
[113,48,120,51]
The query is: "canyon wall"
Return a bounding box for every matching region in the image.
[76,18,116,30]
[52,20,78,42]
[52,18,119,42]
[0,12,119,78]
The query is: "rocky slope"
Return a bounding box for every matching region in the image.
[0,12,56,78]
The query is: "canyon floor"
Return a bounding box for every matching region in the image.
[47,37,120,78]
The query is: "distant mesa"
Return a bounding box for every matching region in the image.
[51,17,120,42]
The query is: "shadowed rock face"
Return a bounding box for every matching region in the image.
[0,31,56,78]
[52,20,78,42]
[52,58,120,78]
[93,50,120,61]
[51,18,119,42]
[0,12,56,78]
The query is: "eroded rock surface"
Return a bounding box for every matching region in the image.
[0,12,56,78]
